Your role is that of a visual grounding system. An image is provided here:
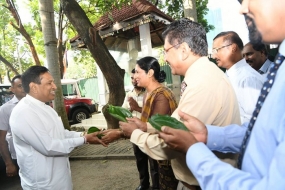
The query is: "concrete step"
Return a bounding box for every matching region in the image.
[91,113,105,119]
[71,112,109,131]
[81,118,107,125]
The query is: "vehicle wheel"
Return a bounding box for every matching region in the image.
[72,108,90,124]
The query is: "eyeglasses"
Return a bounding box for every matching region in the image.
[163,42,182,55]
[212,44,233,54]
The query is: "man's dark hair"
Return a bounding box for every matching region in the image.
[252,43,268,56]
[162,18,208,56]
[214,31,244,50]
[131,68,135,74]
[22,66,49,93]
[11,75,21,86]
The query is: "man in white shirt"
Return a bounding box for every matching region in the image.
[242,42,273,77]
[0,75,26,177]
[9,66,106,190]
[122,69,145,118]
[212,31,264,123]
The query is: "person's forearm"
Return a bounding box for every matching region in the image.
[187,142,284,190]
[0,140,14,166]
[134,106,142,113]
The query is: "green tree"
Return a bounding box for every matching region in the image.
[4,0,41,66]
[0,1,40,81]
[60,0,127,129]
[153,0,214,33]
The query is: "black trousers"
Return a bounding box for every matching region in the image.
[133,144,159,189]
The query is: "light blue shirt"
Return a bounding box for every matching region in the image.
[259,59,272,73]
[259,59,274,81]
[186,39,285,190]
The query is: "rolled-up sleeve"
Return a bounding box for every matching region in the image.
[131,129,180,160]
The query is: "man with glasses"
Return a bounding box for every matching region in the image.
[119,18,241,190]
[0,75,25,178]
[212,31,263,123]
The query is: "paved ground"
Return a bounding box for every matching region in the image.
[70,139,135,160]
[0,139,144,190]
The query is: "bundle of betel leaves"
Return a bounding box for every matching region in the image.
[106,105,188,132]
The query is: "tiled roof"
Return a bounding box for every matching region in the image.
[94,0,173,30]
[70,0,174,52]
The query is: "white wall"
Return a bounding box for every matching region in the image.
[206,0,249,53]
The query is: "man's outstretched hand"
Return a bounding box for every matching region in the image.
[85,132,108,147]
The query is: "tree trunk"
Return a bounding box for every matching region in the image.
[183,0,198,21]
[5,0,41,66]
[38,0,70,130]
[60,0,126,129]
[57,5,66,79]
[0,54,19,75]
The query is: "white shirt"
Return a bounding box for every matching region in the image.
[0,96,19,159]
[226,58,264,123]
[10,94,84,190]
[121,88,145,118]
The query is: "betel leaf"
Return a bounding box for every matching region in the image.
[87,126,101,134]
[87,126,104,139]
[148,114,189,131]
[109,112,127,122]
[107,104,132,122]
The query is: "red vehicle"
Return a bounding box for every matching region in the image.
[61,79,97,124]
[63,97,96,124]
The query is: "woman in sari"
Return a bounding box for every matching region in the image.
[132,56,178,190]
[102,56,178,190]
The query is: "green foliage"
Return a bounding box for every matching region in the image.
[0,4,34,80]
[196,0,214,32]
[64,50,96,79]
[152,0,214,33]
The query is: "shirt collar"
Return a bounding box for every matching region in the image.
[259,59,272,73]
[132,88,145,95]
[184,56,209,77]
[226,58,247,77]
[10,95,20,104]
[26,94,47,106]
[279,39,285,56]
